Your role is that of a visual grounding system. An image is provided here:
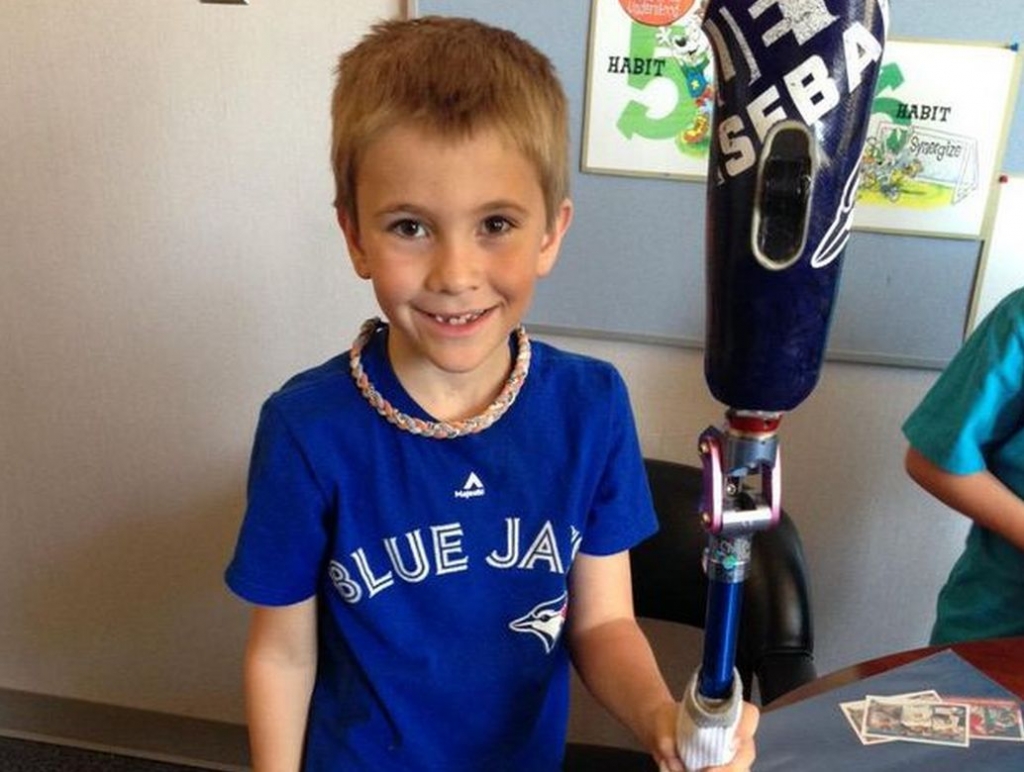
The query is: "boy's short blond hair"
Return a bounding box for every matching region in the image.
[330,16,569,228]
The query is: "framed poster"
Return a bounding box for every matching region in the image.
[853,39,1022,238]
[582,0,711,180]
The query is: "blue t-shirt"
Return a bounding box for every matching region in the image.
[225,327,658,771]
[902,287,1024,645]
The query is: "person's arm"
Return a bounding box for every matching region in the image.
[244,597,318,772]
[905,446,1024,552]
[566,551,758,772]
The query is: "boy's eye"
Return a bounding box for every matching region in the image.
[389,219,427,238]
[482,216,514,235]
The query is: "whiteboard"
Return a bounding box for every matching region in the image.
[967,176,1024,334]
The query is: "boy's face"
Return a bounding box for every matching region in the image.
[339,123,572,391]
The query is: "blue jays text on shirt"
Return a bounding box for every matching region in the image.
[327,484,583,606]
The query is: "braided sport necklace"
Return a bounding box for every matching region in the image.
[349,317,531,439]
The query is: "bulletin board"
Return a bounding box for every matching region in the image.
[966,176,1024,334]
[414,0,1024,369]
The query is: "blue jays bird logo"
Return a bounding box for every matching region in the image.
[509,593,567,654]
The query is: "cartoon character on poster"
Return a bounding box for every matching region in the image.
[659,13,715,146]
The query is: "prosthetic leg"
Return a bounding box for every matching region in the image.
[675,1,888,767]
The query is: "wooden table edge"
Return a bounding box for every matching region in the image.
[767,636,1024,710]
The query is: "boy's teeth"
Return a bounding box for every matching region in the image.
[434,312,481,325]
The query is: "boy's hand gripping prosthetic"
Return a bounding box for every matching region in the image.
[674,1,887,768]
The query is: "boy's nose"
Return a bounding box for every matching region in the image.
[426,238,480,293]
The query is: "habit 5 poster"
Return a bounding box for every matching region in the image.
[582,0,712,180]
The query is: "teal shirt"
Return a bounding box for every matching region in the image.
[903,287,1024,644]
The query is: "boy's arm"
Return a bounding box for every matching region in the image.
[905,447,1024,551]
[566,551,758,772]
[244,597,318,772]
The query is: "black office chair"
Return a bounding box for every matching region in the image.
[563,458,816,771]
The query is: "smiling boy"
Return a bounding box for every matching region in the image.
[225,16,757,771]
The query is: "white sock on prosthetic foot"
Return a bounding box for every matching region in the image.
[673,668,743,770]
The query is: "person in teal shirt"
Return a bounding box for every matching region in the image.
[903,287,1024,644]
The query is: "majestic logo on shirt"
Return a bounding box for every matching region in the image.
[509,593,567,654]
[453,471,485,499]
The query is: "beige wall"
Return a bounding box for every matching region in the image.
[1,0,395,723]
[1,0,966,726]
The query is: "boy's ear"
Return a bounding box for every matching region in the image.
[537,198,574,277]
[336,206,371,279]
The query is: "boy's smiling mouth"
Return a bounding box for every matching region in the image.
[429,309,490,326]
